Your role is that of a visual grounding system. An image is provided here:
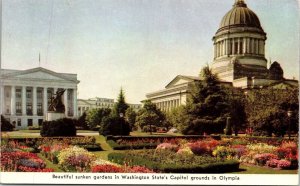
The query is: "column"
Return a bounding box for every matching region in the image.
[64,89,68,116]
[247,38,250,54]
[22,86,26,115]
[214,44,217,58]
[243,38,247,54]
[10,86,16,115]
[73,88,78,118]
[43,87,48,115]
[262,41,265,55]
[237,38,240,54]
[232,38,235,54]
[0,85,4,115]
[33,86,37,115]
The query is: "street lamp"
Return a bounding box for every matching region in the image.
[119,112,124,137]
[287,110,292,140]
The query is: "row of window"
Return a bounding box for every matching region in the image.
[11,118,43,127]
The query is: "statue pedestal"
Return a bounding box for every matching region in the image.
[46,112,65,121]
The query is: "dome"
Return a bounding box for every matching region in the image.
[218,0,262,32]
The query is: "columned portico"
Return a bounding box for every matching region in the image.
[0,67,80,129]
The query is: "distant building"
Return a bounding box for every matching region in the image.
[0,67,80,129]
[146,75,231,112]
[77,97,141,116]
[146,0,298,112]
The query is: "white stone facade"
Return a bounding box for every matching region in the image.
[0,67,79,129]
[78,97,142,116]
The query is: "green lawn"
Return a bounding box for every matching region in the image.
[232,164,298,174]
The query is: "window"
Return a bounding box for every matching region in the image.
[16,88,21,98]
[27,119,33,126]
[38,119,43,126]
[26,89,32,99]
[26,103,32,115]
[37,89,43,99]
[37,103,43,115]
[16,102,22,114]
[17,119,21,126]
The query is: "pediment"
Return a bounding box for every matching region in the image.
[165,75,199,88]
[15,71,65,81]
[1,67,78,83]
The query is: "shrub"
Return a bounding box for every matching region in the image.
[277,159,291,169]
[40,118,76,137]
[156,143,178,152]
[176,147,194,156]
[99,116,130,136]
[128,166,155,173]
[253,153,278,166]
[91,164,124,173]
[266,159,279,168]
[212,146,237,160]
[188,140,219,156]
[1,115,14,131]
[108,151,240,173]
[57,146,96,172]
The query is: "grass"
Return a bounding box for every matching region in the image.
[37,153,63,172]
[231,164,298,174]
[130,131,182,136]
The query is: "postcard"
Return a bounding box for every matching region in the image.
[0,0,299,185]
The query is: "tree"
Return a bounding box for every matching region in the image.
[135,100,165,133]
[244,88,299,136]
[86,108,111,129]
[1,115,14,131]
[99,115,130,136]
[179,65,231,135]
[125,107,137,131]
[76,112,89,130]
[113,88,129,116]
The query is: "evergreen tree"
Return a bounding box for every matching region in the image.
[114,88,129,116]
[180,65,231,135]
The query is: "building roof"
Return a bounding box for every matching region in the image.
[218,0,263,33]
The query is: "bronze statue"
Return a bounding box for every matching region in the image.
[48,89,66,113]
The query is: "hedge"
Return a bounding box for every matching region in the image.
[106,140,157,150]
[108,152,240,173]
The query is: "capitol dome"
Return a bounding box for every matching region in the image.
[218,0,262,32]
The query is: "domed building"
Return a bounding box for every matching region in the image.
[145,0,298,112]
[211,0,297,88]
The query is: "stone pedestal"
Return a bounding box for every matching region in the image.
[46,112,65,121]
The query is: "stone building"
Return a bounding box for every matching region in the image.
[78,97,142,116]
[0,67,80,129]
[146,0,298,112]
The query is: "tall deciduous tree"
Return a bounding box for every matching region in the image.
[135,100,165,133]
[125,107,137,131]
[86,108,111,129]
[114,88,129,116]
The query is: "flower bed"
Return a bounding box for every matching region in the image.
[108,149,240,173]
[1,145,54,172]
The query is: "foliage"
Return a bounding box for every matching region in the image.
[125,107,137,131]
[212,146,238,160]
[253,153,279,166]
[1,144,53,172]
[57,146,96,172]
[244,88,299,136]
[108,150,240,173]
[188,139,220,155]
[113,88,129,117]
[86,108,111,130]
[91,164,124,173]
[76,112,89,130]
[135,100,165,133]
[1,115,14,131]
[40,118,76,137]
[156,143,179,152]
[99,115,130,136]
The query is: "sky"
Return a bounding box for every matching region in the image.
[1,0,299,103]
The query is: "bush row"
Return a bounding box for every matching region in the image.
[108,152,240,173]
[106,140,157,150]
